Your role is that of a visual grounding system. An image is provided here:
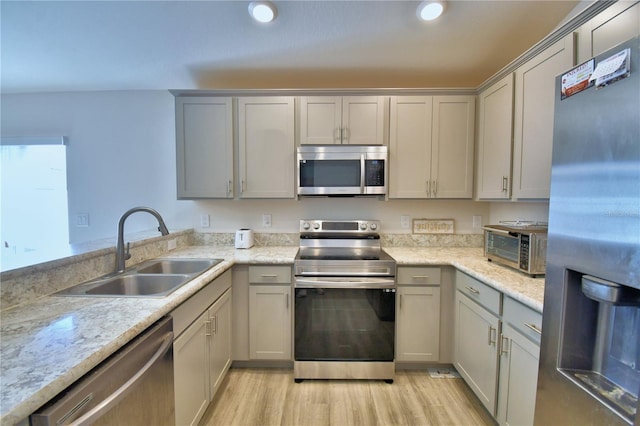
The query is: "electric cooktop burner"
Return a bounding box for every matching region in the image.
[294,220,396,277]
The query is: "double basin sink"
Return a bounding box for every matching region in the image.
[55,258,223,298]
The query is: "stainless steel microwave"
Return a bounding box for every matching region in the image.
[297,145,387,196]
[483,224,548,277]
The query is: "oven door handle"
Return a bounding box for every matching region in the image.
[295,277,396,289]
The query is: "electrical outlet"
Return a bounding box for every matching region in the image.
[262,214,272,228]
[200,214,210,228]
[76,213,90,227]
[400,215,411,229]
[473,215,482,229]
[167,238,177,250]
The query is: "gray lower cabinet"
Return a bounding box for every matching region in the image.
[396,267,441,362]
[172,270,232,426]
[248,266,292,360]
[454,271,542,425]
[497,297,542,426]
[454,281,500,415]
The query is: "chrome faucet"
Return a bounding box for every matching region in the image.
[115,207,170,273]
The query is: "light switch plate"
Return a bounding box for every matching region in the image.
[400,215,411,229]
[76,213,89,227]
[262,214,272,228]
[200,214,210,228]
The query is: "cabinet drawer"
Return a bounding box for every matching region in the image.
[249,265,291,284]
[503,297,542,345]
[172,269,232,337]
[397,267,441,285]
[456,271,501,315]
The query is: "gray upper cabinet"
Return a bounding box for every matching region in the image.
[476,74,514,200]
[389,95,475,199]
[175,96,233,199]
[512,33,575,200]
[299,96,387,145]
[238,97,296,198]
[577,1,640,62]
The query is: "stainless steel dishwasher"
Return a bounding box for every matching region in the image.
[31,317,174,425]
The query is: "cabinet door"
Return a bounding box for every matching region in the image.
[578,1,640,61]
[174,310,209,426]
[476,74,514,200]
[396,285,440,362]
[208,288,232,402]
[512,34,575,199]
[431,96,475,199]
[175,97,233,199]
[454,291,500,416]
[238,97,295,198]
[299,96,342,144]
[497,323,540,426]
[249,285,292,360]
[388,96,433,198]
[342,96,386,145]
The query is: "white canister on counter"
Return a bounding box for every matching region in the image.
[235,229,254,249]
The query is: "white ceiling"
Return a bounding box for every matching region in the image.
[1,0,586,94]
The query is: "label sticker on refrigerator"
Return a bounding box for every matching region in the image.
[561,59,595,99]
[589,48,631,88]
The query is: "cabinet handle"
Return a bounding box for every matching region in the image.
[212,316,217,334]
[524,322,542,335]
[433,180,437,197]
[399,294,403,309]
[241,180,246,193]
[500,334,510,355]
[488,325,497,346]
[343,127,348,142]
[334,127,341,142]
[465,286,480,295]
[227,180,232,194]
[426,180,431,196]
[261,274,278,278]
[286,294,289,309]
[412,275,429,281]
[205,320,211,337]
[502,176,508,192]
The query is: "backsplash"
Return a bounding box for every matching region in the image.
[193,231,483,248]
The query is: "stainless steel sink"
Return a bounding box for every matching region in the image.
[135,258,220,275]
[55,258,223,298]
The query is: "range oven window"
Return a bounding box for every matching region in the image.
[294,288,395,361]
[299,159,361,187]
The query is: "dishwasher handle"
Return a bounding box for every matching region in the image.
[70,331,173,425]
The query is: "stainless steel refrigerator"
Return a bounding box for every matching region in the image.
[535,37,640,425]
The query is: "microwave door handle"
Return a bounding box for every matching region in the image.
[360,154,365,194]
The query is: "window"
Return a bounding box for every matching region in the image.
[1,137,69,271]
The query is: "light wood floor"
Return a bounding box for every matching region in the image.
[200,368,495,426]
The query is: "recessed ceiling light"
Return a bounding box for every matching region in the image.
[417,1,445,21]
[249,1,277,24]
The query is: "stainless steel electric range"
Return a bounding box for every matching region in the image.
[293,220,397,383]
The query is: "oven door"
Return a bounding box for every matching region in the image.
[294,277,396,362]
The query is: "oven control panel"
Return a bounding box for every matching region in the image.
[300,220,381,233]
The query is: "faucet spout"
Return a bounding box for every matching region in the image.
[115,206,170,273]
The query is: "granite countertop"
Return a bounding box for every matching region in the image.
[0,245,543,425]
[383,247,545,312]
